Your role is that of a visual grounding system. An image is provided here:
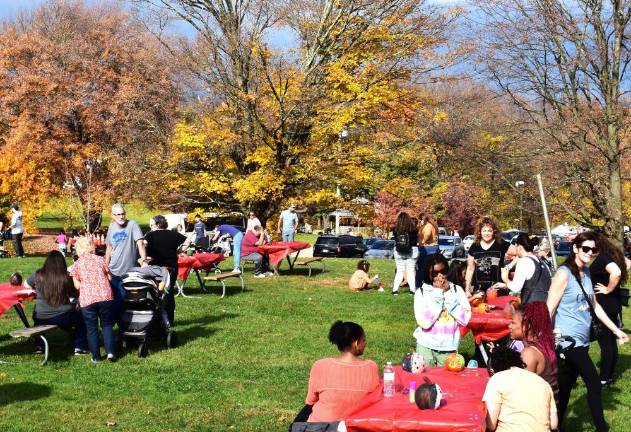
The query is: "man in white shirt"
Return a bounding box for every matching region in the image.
[8,204,24,258]
[277,204,299,242]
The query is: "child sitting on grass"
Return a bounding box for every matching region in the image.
[349,260,383,292]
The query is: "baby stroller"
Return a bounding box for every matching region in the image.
[0,230,11,258]
[119,271,177,357]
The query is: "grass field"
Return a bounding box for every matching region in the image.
[0,254,629,432]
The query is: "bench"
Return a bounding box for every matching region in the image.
[204,272,245,298]
[295,257,325,277]
[9,325,58,365]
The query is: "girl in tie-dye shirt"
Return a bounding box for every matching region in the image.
[413,254,471,366]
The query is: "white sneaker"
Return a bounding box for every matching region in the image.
[377,287,385,292]
[254,273,266,278]
[265,272,275,277]
[232,268,241,274]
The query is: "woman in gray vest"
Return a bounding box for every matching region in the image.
[547,232,628,432]
[496,233,551,304]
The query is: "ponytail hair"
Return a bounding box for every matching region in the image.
[514,233,540,252]
[328,321,365,351]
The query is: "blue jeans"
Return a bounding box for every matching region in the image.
[81,300,116,360]
[282,230,294,242]
[33,309,87,351]
[416,245,440,287]
[232,231,244,269]
[110,274,125,324]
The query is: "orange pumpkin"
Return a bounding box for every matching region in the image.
[474,303,489,313]
[444,353,465,372]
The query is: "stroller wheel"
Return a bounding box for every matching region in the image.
[166,331,177,349]
[138,343,149,358]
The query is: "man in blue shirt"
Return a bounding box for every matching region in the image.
[193,214,208,247]
[277,204,299,242]
[212,224,243,273]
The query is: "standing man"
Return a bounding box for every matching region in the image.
[105,203,147,316]
[8,204,25,258]
[277,204,299,242]
[193,214,208,247]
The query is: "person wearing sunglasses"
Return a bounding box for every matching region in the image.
[547,231,628,432]
[413,254,471,367]
[246,211,262,234]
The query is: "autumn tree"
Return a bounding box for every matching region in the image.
[476,0,631,246]
[0,0,178,228]
[136,0,460,225]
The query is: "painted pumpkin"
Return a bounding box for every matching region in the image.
[474,303,489,313]
[444,353,465,372]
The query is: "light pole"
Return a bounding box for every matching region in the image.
[335,128,348,234]
[515,180,525,230]
[85,158,101,234]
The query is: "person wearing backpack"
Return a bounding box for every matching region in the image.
[392,212,419,295]
[494,233,552,304]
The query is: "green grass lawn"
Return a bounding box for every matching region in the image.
[0,256,629,431]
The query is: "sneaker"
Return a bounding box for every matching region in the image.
[377,287,385,293]
[107,353,116,362]
[265,272,275,277]
[392,291,399,296]
[254,273,266,278]
[74,349,89,356]
[91,358,99,364]
[232,268,241,274]
[33,347,44,354]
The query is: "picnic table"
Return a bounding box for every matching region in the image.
[345,365,489,432]
[460,296,514,344]
[0,282,34,326]
[176,253,225,297]
[257,241,310,273]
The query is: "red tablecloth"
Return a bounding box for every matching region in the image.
[257,241,310,267]
[0,282,34,317]
[461,311,512,344]
[177,253,224,281]
[346,366,489,432]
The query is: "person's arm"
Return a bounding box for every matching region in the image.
[546,268,569,318]
[105,243,112,266]
[293,214,298,231]
[72,276,81,291]
[485,401,500,431]
[520,346,542,373]
[136,239,147,262]
[444,285,472,326]
[211,229,220,241]
[594,262,622,295]
[414,286,444,329]
[505,258,533,293]
[277,216,282,234]
[549,396,558,430]
[255,231,265,245]
[593,298,629,343]
[465,255,476,295]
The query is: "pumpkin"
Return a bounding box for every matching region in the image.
[469,292,484,307]
[474,303,489,313]
[444,353,465,372]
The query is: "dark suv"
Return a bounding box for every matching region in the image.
[313,235,368,258]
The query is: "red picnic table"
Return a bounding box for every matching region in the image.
[0,282,34,325]
[176,253,225,297]
[345,365,489,432]
[460,296,513,344]
[257,241,310,273]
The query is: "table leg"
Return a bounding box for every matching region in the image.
[194,269,208,293]
[287,251,301,270]
[13,304,30,327]
[175,277,200,299]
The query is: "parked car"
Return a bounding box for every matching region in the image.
[364,237,378,249]
[364,240,395,259]
[438,226,448,236]
[438,235,465,259]
[462,235,475,252]
[313,235,368,258]
[555,240,572,257]
[501,230,527,244]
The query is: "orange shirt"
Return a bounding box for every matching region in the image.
[306,358,380,422]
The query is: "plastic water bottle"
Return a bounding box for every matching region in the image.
[384,362,395,397]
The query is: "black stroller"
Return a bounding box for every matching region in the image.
[119,271,177,357]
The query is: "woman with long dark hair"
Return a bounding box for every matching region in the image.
[510,302,558,404]
[24,250,87,354]
[547,232,628,432]
[591,232,630,388]
[392,212,419,295]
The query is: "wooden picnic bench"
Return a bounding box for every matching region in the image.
[295,257,325,277]
[204,272,245,298]
[9,325,58,365]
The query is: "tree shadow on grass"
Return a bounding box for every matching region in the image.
[174,311,239,327]
[0,382,51,406]
[563,353,631,431]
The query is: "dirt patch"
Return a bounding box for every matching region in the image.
[3,234,57,257]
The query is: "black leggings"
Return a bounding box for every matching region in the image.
[597,311,619,382]
[557,346,608,432]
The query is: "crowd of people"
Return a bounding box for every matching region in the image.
[304,213,630,432]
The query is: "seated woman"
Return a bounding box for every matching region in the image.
[294,321,380,428]
[509,301,559,405]
[348,260,382,292]
[23,250,87,355]
[414,254,471,366]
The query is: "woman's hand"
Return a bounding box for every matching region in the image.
[594,283,610,295]
[615,330,629,345]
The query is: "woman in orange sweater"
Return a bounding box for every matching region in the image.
[292,321,381,430]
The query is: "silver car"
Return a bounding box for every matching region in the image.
[463,235,475,252]
[364,240,395,259]
[438,235,465,259]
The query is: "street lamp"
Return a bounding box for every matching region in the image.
[85,158,102,234]
[515,180,525,231]
[335,128,349,234]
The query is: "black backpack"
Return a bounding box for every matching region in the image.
[395,232,412,254]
